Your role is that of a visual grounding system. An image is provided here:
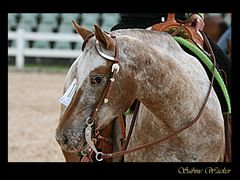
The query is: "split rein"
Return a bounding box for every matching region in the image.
[77,31,216,162]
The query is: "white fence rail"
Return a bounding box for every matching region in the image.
[8,29,83,69]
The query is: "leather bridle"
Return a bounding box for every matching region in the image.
[79,31,216,162]
[80,33,122,161]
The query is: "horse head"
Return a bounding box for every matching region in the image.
[55,22,137,154]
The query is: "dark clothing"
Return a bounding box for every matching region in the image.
[111,13,232,113]
[207,34,232,112]
[111,13,187,30]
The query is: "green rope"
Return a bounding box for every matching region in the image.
[124,108,132,116]
[174,36,231,113]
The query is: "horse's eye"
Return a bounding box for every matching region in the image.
[90,76,103,86]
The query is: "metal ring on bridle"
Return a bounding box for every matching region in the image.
[81,150,87,156]
[86,117,94,126]
[95,152,104,161]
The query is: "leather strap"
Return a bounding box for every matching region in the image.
[82,33,95,51]
[121,100,140,150]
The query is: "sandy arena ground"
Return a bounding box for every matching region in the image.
[8,71,67,162]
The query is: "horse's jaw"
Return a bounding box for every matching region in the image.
[95,106,117,128]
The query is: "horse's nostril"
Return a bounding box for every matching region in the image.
[62,134,68,144]
[56,133,68,146]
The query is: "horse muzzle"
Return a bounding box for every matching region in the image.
[55,128,85,153]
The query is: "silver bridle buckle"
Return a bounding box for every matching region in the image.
[111,63,120,73]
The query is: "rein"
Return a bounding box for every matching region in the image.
[79,30,217,162]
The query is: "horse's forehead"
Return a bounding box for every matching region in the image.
[75,47,107,88]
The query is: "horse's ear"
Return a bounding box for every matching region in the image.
[72,20,92,40]
[94,24,115,50]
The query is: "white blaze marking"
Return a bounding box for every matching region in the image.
[76,50,107,89]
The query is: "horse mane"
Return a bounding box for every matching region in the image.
[111,29,184,53]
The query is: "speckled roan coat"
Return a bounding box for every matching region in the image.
[56,24,225,162]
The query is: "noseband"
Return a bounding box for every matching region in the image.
[80,31,216,162]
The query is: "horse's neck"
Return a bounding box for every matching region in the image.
[122,36,204,129]
[115,30,225,162]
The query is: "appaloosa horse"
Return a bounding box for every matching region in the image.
[55,22,225,162]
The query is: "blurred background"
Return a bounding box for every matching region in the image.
[8,13,231,162]
[8,13,120,69]
[8,13,120,162]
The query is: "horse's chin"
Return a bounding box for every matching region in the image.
[60,140,85,153]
